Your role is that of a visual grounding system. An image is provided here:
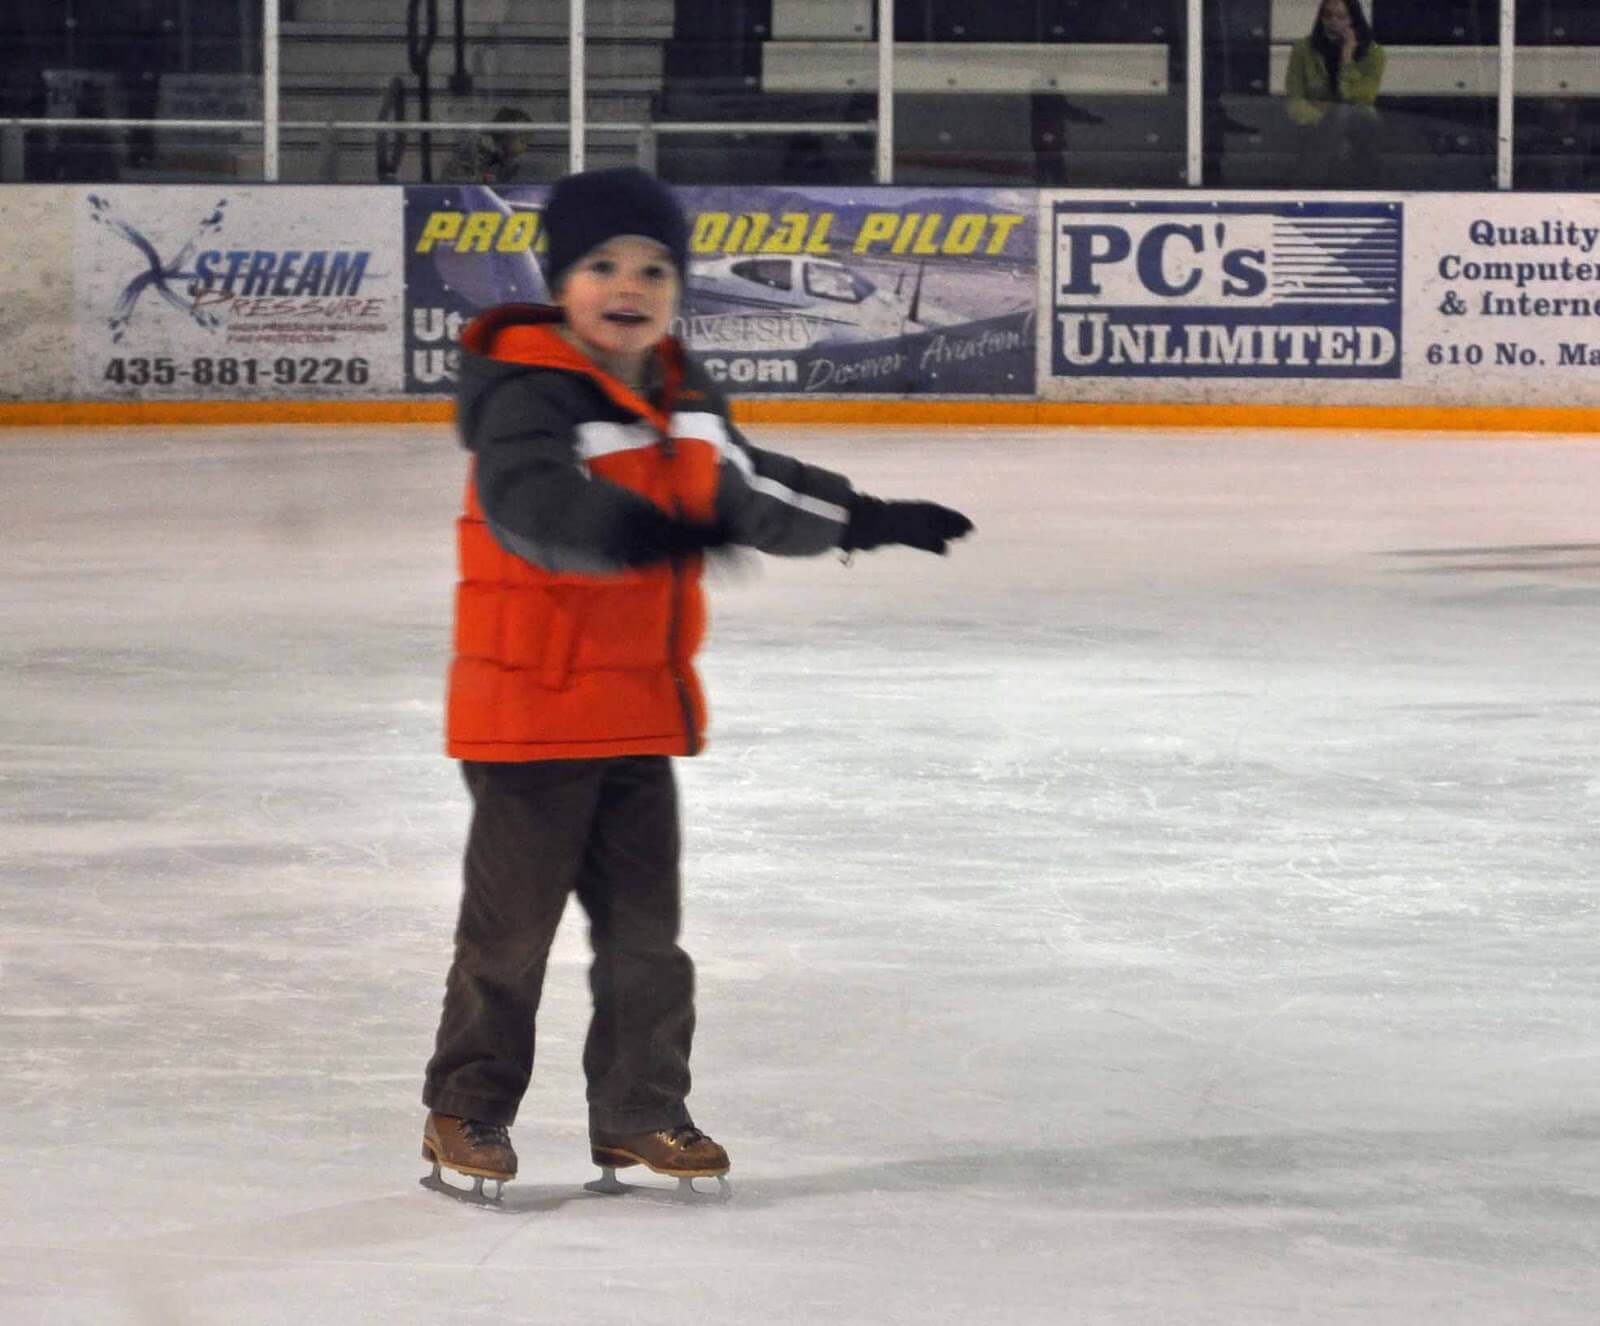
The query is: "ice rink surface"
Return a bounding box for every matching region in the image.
[2,421,1597,1325]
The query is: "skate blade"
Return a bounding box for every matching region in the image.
[584,1165,731,1203]
[420,1161,509,1208]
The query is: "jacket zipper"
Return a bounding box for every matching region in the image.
[660,431,701,755]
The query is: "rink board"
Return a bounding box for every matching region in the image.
[72,186,407,400]
[0,186,76,402]
[403,183,1036,396]
[1038,191,1600,410]
[3,183,1600,425]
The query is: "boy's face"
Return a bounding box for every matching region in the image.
[556,235,680,370]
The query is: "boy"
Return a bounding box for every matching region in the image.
[421,166,971,1201]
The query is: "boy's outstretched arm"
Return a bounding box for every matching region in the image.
[709,418,974,557]
[838,495,973,555]
[469,371,972,570]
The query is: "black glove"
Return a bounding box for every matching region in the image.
[614,503,733,567]
[842,495,974,555]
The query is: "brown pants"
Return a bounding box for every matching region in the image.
[422,757,696,1133]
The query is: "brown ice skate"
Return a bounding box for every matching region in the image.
[587,1124,731,1200]
[420,1111,517,1204]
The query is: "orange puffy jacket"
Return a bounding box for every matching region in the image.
[447,304,855,763]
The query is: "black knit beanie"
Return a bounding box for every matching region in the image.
[541,166,690,293]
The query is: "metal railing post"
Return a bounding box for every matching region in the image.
[636,122,657,174]
[0,124,20,182]
[376,77,409,181]
[407,0,440,181]
[450,0,473,95]
[1498,0,1516,189]
[1187,0,1202,186]
[263,0,280,180]
[876,0,893,183]
[570,0,585,172]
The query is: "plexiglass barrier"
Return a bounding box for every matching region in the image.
[0,1,1594,189]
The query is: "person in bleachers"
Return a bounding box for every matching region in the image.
[1285,0,1386,185]
[446,106,533,184]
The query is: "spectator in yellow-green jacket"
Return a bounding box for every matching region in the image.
[1285,0,1386,185]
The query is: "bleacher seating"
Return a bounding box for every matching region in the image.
[1234,7,1484,188]
[1516,4,1600,43]
[761,42,1168,95]
[9,0,1598,188]
[890,1,1185,44]
[747,0,1180,184]
[1263,42,1600,98]
[771,0,871,41]
[1267,0,1600,95]
[276,0,673,182]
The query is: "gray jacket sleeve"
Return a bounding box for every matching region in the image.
[712,419,855,556]
[468,373,660,575]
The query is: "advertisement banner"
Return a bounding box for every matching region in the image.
[0,183,1586,411]
[405,184,1037,396]
[0,187,76,402]
[1407,195,1600,404]
[1041,190,1600,408]
[404,183,547,393]
[1042,194,1404,396]
[73,186,405,399]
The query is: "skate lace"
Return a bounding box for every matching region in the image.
[461,1119,511,1149]
[667,1125,707,1147]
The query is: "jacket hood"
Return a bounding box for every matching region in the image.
[454,304,564,447]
